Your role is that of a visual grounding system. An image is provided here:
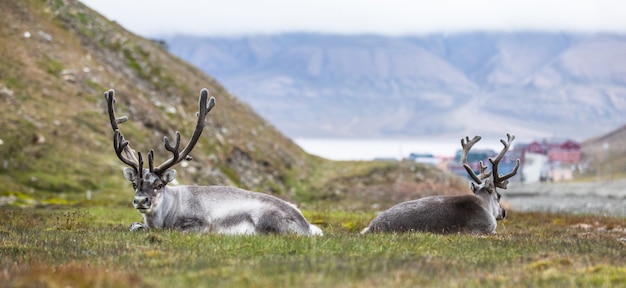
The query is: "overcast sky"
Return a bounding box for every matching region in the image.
[80,0,625,37]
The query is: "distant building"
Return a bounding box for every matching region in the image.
[517,139,581,165]
[439,138,581,183]
[516,139,581,182]
[408,153,439,166]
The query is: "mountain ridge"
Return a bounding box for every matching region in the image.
[0,0,468,206]
[163,32,626,141]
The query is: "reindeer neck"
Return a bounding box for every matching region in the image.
[143,186,181,228]
[474,189,496,206]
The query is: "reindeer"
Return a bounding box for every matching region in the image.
[105,89,322,235]
[361,134,519,234]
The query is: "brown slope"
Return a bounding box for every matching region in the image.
[0,0,311,200]
[581,124,626,178]
[0,0,467,206]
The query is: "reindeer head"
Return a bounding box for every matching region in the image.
[119,157,176,214]
[461,134,520,221]
[105,89,215,214]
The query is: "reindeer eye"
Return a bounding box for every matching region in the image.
[132,183,138,189]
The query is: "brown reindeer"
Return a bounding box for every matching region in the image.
[361,134,519,234]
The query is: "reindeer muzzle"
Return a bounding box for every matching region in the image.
[133,196,151,211]
[497,209,507,220]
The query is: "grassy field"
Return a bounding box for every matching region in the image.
[1,206,625,287]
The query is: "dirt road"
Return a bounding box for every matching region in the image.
[503,179,626,217]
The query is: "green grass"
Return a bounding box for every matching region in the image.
[1,1,625,286]
[38,54,65,76]
[1,207,625,287]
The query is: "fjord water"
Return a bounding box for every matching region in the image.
[294,138,503,161]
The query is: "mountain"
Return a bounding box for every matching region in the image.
[581,124,626,178]
[0,0,314,200]
[0,0,466,206]
[163,33,626,140]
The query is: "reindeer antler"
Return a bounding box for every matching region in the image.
[106,89,216,176]
[105,90,142,175]
[461,136,491,184]
[489,133,520,189]
[150,88,216,175]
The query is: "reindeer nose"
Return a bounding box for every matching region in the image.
[502,209,507,219]
[133,196,150,207]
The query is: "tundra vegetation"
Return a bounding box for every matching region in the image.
[0,0,625,287]
[1,207,625,287]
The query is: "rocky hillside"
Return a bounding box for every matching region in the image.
[165,33,626,140]
[0,0,316,201]
[0,0,467,206]
[581,124,626,178]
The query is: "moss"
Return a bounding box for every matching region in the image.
[123,47,146,78]
[0,116,37,172]
[16,172,83,194]
[38,54,65,76]
[4,75,25,90]
[0,176,31,195]
[0,112,108,195]
[74,11,90,26]
[0,191,37,207]
[263,179,285,196]
[103,38,122,51]
[48,0,66,11]
[218,164,242,187]
[85,78,105,94]
[73,110,107,134]
[1,209,626,287]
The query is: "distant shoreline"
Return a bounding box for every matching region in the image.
[294,138,503,161]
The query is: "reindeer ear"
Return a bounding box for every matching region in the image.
[470,182,480,194]
[123,168,136,181]
[160,169,177,183]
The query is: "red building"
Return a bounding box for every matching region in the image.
[518,139,581,164]
[546,140,581,164]
[516,139,581,182]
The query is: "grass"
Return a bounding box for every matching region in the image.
[1,207,625,287]
[1,1,625,286]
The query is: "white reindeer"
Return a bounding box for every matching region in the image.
[105,89,322,235]
[361,134,519,234]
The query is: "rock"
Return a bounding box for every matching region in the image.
[0,195,17,206]
[570,223,593,230]
[37,30,52,42]
[33,134,46,145]
[61,69,76,82]
[0,86,14,98]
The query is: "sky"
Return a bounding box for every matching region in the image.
[80,0,625,37]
